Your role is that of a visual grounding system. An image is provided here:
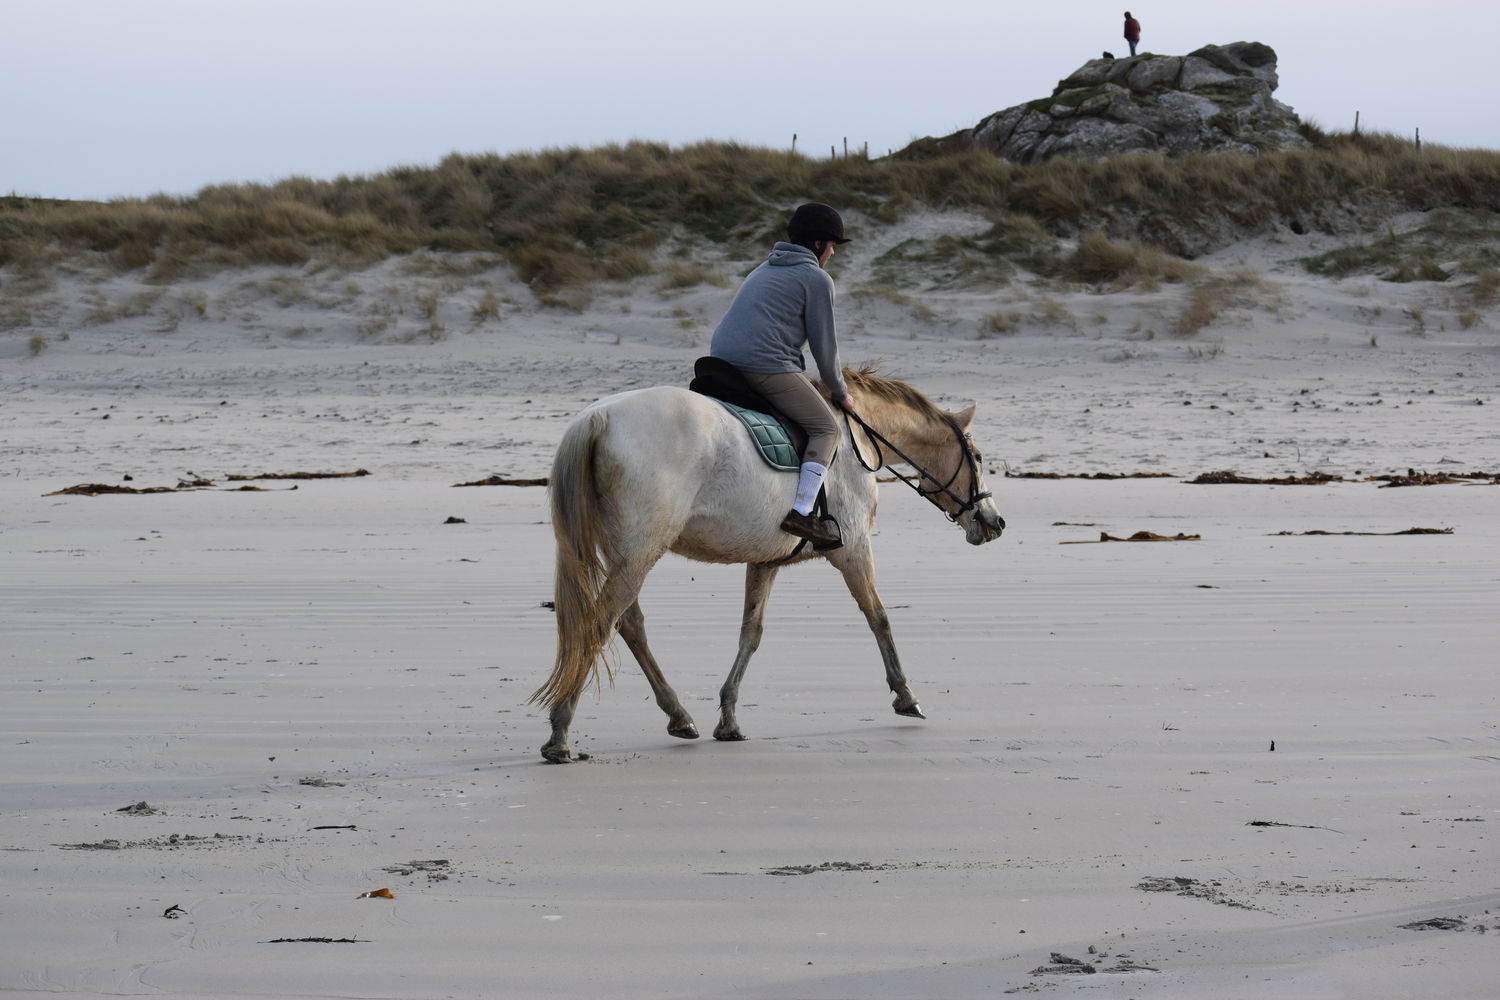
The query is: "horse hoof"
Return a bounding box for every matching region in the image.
[713,728,746,742]
[540,744,573,763]
[669,721,700,740]
[894,701,926,720]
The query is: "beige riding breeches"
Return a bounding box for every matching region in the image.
[739,370,841,467]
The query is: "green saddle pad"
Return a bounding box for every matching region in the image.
[715,400,799,471]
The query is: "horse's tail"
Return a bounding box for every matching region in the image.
[530,407,617,709]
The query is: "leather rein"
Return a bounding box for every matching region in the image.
[845,410,993,522]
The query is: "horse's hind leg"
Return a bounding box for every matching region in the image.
[715,563,781,741]
[539,561,657,762]
[828,544,925,720]
[543,695,582,763]
[617,600,699,740]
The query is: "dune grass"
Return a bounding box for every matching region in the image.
[1299,207,1500,282]
[1174,268,1283,335]
[1047,232,1206,289]
[3,131,1498,309]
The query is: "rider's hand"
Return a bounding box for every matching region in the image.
[837,396,857,415]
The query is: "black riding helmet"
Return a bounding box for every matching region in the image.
[787,202,850,247]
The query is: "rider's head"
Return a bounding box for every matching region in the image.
[787,203,849,262]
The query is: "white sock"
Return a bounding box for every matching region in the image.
[793,462,827,516]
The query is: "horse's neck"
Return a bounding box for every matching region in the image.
[853,393,944,464]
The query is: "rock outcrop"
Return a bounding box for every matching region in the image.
[903,42,1306,163]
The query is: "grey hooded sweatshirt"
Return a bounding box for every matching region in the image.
[709,242,848,400]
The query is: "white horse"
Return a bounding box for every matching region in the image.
[531,366,1005,762]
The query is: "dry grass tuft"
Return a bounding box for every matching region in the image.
[471,287,504,323]
[1050,232,1204,290]
[1174,269,1277,335]
[656,261,727,292]
[979,311,1018,337]
[1029,296,1078,330]
[416,287,440,320]
[1467,268,1500,307]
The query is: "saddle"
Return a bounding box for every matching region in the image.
[688,356,844,553]
[688,357,807,471]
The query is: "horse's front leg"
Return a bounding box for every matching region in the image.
[828,544,925,719]
[715,562,781,740]
[617,599,698,740]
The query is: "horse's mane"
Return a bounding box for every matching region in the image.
[818,364,947,421]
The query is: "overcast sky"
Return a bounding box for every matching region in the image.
[5,0,1495,201]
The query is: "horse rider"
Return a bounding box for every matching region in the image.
[710,202,857,548]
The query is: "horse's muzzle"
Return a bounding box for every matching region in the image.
[966,509,1006,546]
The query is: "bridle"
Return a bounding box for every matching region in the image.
[845,410,996,524]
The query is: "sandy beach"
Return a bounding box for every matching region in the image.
[3,218,1498,998]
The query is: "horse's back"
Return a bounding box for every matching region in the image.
[569,386,740,513]
[582,385,728,469]
[564,386,805,564]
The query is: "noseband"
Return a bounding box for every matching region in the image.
[846,411,995,523]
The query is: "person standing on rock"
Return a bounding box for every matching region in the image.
[1123,11,1141,56]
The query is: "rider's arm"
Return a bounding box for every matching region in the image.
[804,270,848,401]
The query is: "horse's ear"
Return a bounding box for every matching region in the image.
[951,403,977,431]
